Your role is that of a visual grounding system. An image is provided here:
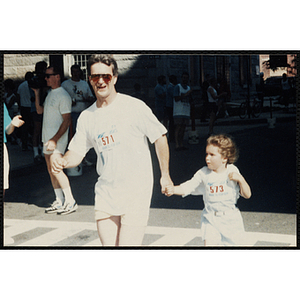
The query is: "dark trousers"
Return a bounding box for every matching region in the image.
[165,106,175,142]
[20,106,32,148]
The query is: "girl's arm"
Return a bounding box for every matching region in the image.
[228,172,251,199]
[165,184,185,197]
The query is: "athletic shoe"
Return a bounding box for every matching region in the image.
[45,200,64,214]
[57,202,78,215]
[82,158,93,166]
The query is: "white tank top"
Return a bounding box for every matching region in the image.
[207,86,217,103]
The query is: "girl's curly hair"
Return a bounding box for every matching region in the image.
[207,134,239,164]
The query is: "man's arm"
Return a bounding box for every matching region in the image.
[154,134,173,195]
[32,89,44,114]
[46,113,71,151]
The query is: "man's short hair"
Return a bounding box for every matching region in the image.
[71,64,81,72]
[88,54,118,76]
[47,65,62,79]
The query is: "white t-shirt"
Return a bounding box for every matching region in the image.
[17,81,32,107]
[68,93,167,215]
[180,164,241,212]
[207,86,218,103]
[61,79,94,113]
[42,87,72,145]
[173,84,191,118]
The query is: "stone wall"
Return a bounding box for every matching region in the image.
[4,54,49,82]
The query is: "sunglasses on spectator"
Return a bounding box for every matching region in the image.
[45,73,58,78]
[90,74,113,84]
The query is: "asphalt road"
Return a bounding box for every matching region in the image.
[4,118,296,216]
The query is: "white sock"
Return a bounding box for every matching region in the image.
[54,188,64,204]
[33,147,39,157]
[62,187,75,204]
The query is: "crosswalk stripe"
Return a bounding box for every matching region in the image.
[20,227,85,246]
[4,219,296,247]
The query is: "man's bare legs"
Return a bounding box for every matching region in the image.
[96,217,146,247]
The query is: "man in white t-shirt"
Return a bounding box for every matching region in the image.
[33,65,77,215]
[62,64,95,166]
[61,64,95,135]
[52,54,173,246]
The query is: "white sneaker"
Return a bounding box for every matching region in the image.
[82,158,93,166]
[45,200,64,214]
[57,202,78,215]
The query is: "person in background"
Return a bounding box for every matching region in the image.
[30,61,48,164]
[281,73,291,111]
[62,64,95,166]
[173,72,192,150]
[207,77,227,135]
[33,65,78,215]
[16,72,34,151]
[165,75,177,142]
[154,75,167,126]
[4,79,21,146]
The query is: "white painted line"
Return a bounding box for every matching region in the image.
[3,219,296,247]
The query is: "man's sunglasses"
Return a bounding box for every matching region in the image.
[45,73,58,78]
[90,74,113,84]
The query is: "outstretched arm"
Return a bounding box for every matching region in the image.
[154,134,173,195]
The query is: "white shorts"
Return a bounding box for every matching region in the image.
[201,208,246,246]
[43,140,67,155]
[3,143,9,190]
[95,209,150,227]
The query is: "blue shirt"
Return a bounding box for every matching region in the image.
[166,83,175,108]
[4,103,11,143]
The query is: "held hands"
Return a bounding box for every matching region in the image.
[160,175,174,197]
[165,184,175,197]
[52,157,68,174]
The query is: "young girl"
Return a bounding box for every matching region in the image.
[166,134,251,246]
